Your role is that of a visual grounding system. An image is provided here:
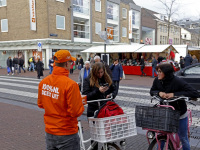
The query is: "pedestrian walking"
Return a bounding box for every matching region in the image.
[94,55,113,79]
[13,55,19,74]
[90,55,95,68]
[49,57,54,74]
[79,56,84,69]
[82,62,117,150]
[28,56,35,72]
[38,50,84,150]
[78,61,91,92]
[184,54,193,67]
[192,55,198,64]
[110,58,123,95]
[179,56,185,69]
[151,56,157,78]
[18,57,26,73]
[70,61,75,74]
[6,56,13,75]
[140,56,146,77]
[36,58,44,79]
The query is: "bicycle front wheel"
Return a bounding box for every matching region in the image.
[101,143,121,150]
[148,136,174,150]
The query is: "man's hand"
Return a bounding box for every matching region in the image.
[166,93,174,99]
[120,77,122,80]
[159,92,167,99]
[99,86,109,93]
[106,94,112,98]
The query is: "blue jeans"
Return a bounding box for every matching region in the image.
[152,67,157,77]
[49,66,53,74]
[45,132,80,150]
[159,117,190,150]
[19,65,25,73]
[29,62,35,71]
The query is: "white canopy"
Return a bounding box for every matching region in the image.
[134,45,178,53]
[81,44,145,53]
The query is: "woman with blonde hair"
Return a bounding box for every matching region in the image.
[82,62,117,150]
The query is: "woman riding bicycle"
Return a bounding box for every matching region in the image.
[82,62,117,150]
[150,63,199,150]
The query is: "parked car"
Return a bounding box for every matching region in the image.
[174,63,200,95]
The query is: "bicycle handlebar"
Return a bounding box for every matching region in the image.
[86,96,113,104]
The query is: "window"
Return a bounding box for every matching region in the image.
[95,22,101,34]
[74,17,90,39]
[165,36,167,44]
[132,10,140,27]
[0,0,6,7]
[160,36,162,44]
[107,2,119,21]
[95,0,101,12]
[122,8,127,19]
[185,65,200,75]
[163,36,165,44]
[56,15,65,30]
[56,0,64,2]
[73,0,90,15]
[122,27,127,37]
[1,19,8,32]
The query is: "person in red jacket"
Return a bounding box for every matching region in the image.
[38,50,84,150]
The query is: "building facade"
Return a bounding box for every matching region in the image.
[0,0,141,68]
[181,28,199,46]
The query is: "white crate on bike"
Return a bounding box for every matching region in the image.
[88,112,137,143]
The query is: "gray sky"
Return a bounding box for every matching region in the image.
[133,0,200,21]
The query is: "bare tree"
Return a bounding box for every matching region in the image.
[157,0,180,44]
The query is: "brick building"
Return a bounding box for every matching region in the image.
[0,0,141,68]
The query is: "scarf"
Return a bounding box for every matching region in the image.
[84,68,90,80]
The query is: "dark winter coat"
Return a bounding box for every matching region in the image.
[100,60,113,79]
[150,75,199,116]
[152,59,157,69]
[184,55,193,67]
[80,58,84,65]
[82,75,117,117]
[13,58,19,65]
[180,59,185,68]
[140,58,145,69]
[7,58,13,67]
[192,58,198,64]
[18,58,24,66]
[110,64,123,81]
[36,61,44,77]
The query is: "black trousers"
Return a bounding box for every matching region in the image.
[70,69,73,74]
[140,66,146,76]
[113,80,120,96]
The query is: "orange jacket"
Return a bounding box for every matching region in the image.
[38,66,84,135]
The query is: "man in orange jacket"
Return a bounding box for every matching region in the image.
[38,50,84,150]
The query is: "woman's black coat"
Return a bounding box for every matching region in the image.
[36,61,44,76]
[140,58,145,69]
[150,76,199,115]
[82,75,117,117]
[7,58,12,67]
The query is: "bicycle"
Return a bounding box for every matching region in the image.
[141,95,196,150]
[78,96,137,150]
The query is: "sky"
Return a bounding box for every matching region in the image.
[133,0,200,21]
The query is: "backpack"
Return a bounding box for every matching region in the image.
[29,58,33,63]
[94,101,124,118]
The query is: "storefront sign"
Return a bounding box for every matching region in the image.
[33,51,42,61]
[29,0,36,31]
[107,27,113,40]
[145,38,152,45]
[129,10,133,39]
[169,39,173,45]
[50,34,58,37]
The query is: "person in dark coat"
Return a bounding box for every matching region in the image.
[94,55,113,79]
[18,57,26,73]
[79,56,84,69]
[192,55,198,64]
[82,62,117,150]
[140,56,146,77]
[158,56,163,63]
[49,57,54,74]
[36,58,44,79]
[150,63,199,150]
[179,56,185,69]
[13,55,19,74]
[6,56,13,75]
[110,58,123,95]
[151,56,157,78]
[184,54,193,67]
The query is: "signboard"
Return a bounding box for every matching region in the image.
[145,38,152,45]
[169,39,173,45]
[33,51,42,62]
[129,10,133,39]
[29,0,36,31]
[38,42,42,52]
[107,27,113,40]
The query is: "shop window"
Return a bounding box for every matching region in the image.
[95,0,101,12]
[56,15,65,30]
[1,19,8,32]
[107,1,119,21]
[122,27,127,37]
[56,0,64,2]
[73,0,89,15]
[95,22,101,34]
[0,0,6,7]
[122,8,127,19]
[74,17,90,39]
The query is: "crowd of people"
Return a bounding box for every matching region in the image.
[179,54,199,69]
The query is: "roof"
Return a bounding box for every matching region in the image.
[134,45,178,53]
[183,28,199,34]
[120,0,135,5]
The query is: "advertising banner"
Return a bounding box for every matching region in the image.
[107,27,113,40]
[33,51,42,62]
[29,0,36,31]
[169,39,173,45]
[129,10,133,39]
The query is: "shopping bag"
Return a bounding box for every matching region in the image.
[12,67,14,71]
[7,67,11,73]
[73,65,76,70]
[122,71,125,80]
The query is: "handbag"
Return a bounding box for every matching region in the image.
[122,71,125,80]
[78,65,82,70]
[73,65,76,70]
[7,67,11,73]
